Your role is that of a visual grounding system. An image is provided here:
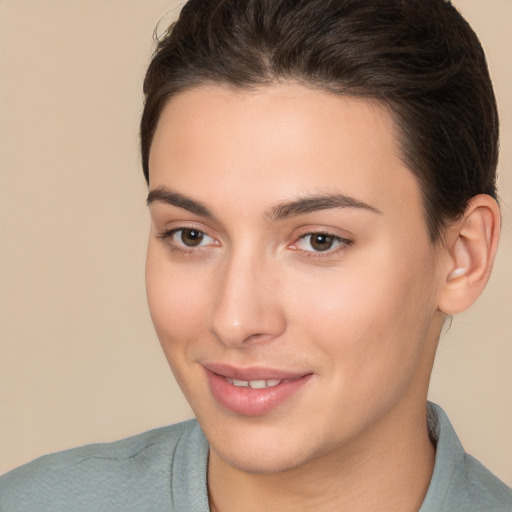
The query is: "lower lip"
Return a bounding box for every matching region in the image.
[206,370,311,416]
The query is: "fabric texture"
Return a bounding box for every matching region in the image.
[1,403,510,511]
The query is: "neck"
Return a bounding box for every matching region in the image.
[208,401,435,512]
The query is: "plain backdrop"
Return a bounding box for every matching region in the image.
[0,0,511,485]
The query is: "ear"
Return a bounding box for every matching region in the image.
[437,194,501,315]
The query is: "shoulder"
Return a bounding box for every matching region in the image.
[421,403,512,512]
[462,454,512,511]
[0,419,202,512]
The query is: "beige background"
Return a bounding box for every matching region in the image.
[0,0,511,485]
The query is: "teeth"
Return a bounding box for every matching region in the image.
[249,380,267,389]
[226,378,281,389]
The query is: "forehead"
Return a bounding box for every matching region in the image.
[148,83,423,225]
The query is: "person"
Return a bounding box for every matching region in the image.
[1,0,511,510]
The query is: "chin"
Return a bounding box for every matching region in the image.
[212,441,308,474]
[203,416,325,475]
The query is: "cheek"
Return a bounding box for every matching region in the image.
[145,242,211,350]
[145,244,218,408]
[284,243,438,373]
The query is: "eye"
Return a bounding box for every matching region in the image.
[294,232,351,253]
[175,228,209,247]
[159,228,216,249]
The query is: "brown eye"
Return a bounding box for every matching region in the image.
[294,232,351,255]
[180,229,205,247]
[309,233,335,251]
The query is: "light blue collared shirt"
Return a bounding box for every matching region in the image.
[1,403,510,511]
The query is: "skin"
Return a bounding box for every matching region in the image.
[145,83,479,511]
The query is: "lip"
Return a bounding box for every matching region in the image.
[203,363,313,416]
[203,362,307,381]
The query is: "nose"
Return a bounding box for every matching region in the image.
[210,250,286,348]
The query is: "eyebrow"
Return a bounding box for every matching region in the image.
[147,187,213,218]
[147,186,382,220]
[266,193,382,221]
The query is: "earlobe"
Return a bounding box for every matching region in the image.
[438,194,501,315]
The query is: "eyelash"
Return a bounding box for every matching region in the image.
[291,232,353,258]
[156,227,217,255]
[156,228,353,258]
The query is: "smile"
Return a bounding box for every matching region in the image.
[204,364,312,416]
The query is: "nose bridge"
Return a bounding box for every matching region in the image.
[211,244,285,347]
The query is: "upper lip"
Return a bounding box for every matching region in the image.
[203,362,309,381]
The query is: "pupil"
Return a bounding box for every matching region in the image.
[181,229,204,247]
[311,234,333,251]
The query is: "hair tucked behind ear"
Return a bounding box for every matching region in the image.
[141,0,499,242]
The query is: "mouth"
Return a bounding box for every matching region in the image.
[203,363,312,416]
[225,378,283,389]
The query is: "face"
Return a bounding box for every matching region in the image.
[146,84,446,474]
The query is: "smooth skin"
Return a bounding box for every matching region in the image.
[145,84,500,512]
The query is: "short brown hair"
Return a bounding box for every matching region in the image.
[141,0,499,241]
